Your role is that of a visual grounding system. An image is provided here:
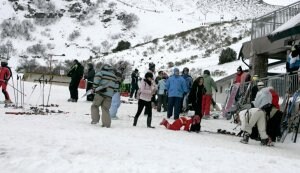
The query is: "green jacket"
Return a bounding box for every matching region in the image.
[203,74,217,95]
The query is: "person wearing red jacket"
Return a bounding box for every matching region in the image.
[269,87,279,109]
[160,115,201,132]
[0,59,12,103]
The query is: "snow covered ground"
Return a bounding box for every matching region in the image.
[0,79,300,173]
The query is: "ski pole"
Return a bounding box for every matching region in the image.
[46,76,54,106]
[27,84,37,103]
[0,79,26,96]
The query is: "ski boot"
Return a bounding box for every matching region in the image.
[240,132,250,144]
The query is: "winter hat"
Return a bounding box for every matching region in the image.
[257,81,264,89]
[237,66,242,71]
[134,69,138,72]
[145,72,153,79]
[1,59,8,63]
[203,70,210,75]
[173,68,179,75]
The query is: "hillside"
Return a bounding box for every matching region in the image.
[0,0,282,69]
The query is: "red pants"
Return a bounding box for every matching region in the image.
[0,82,10,100]
[162,117,191,131]
[202,94,212,116]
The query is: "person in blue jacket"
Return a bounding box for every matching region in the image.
[166,68,188,120]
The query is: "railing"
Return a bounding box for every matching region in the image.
[251,1,300,39]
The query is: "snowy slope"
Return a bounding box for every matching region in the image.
[0,0,280,64]
[0,80,300,173]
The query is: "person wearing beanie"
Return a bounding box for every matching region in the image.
[133,72,156,128]
[165,67,188,120]
[67,59,84,102]
[0,59,12,104]
[202,69,217,119]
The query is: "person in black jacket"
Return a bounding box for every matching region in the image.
[67,59,84,102]
[84,63,95,101]
[130,69,139,99]
[189,76,206,120]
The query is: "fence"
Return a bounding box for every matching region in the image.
[251,1,300,39]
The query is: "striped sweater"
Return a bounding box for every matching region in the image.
[93,65,118,97]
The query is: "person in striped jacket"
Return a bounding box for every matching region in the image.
[90,64,118,128]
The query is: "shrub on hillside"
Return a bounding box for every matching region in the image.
[218,47,237,64]
[1,19,35,40]
[121,13,139,29]
[167,62,174,68]
[16,58,40,73]
[27,43,47,56]
[112,40,131,53]
[68,30,81,41]
[0,41,15,59]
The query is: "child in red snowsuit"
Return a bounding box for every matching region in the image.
[160,115,201,132]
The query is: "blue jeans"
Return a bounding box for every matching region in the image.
[109,92,121,118]
[167,97,182,120]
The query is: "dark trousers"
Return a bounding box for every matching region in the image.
[133,99,152,126]
[167,97,182,120]
[86,82,94,101]
[157,94,167,112]
[130,84,138,98]
[69,79,81,100]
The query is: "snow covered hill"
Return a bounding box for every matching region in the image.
[0,0,283,71]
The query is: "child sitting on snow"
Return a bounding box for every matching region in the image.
[159,115,201,132]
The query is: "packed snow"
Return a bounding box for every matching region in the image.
[263,0,300,6]
[0,76,300,173]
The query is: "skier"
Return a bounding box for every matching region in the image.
[160,115,201,132]
[0,59,12,104]
[130,69,139,99]
[67,59,84,102]
[90,64,118,128]
[133,72,156,128]
[239,104,282,146]
[84,63,95,101]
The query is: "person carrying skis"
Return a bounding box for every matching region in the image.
[0,58,12,104]
[84,63,95,101]
[160,115,201,132]
[133,72,156,128]
[67,59,84,102]
[90,64,118,128]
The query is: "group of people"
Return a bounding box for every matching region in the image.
[130,63,218,131]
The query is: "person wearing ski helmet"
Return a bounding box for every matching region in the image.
[0,58,12,104]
